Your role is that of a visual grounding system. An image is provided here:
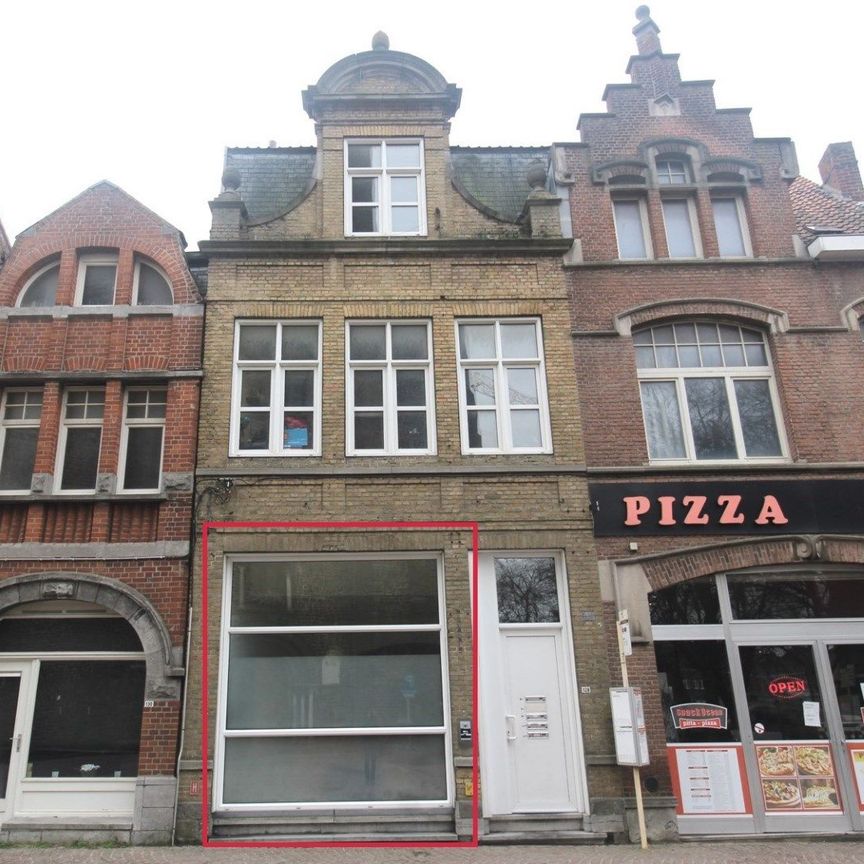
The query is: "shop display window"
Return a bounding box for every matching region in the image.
[655,640,739,743]
[728,572,864,620]
[649,575,721,625]
[219,556,450,808]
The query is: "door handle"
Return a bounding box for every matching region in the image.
[9,733,21,752]
[505,714,517,742]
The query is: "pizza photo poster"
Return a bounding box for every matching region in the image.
[756,743,842,812]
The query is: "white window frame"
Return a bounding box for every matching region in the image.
[230,320,322,457]
[345,320,436,456]
[0,388,42,494]
[455,318,553,455]
[612,196,654,260]
[660,195,703,259]
[711,194,753,258]
[17,262,60,308]
[54,387,105,494]
[636,323,789,465]
[117,387,166,493]
[74,254,118,306]
[132,259,174,305]
[213,552,453,812]
[343,139,427,237]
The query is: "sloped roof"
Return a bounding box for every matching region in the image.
[224,148,317,225]
[224,145,547,226]
[449,147,548,223]
[789,175,864,244]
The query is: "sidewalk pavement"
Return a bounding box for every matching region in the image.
[1,839,864,864]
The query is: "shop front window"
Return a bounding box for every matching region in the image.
[728,572,864,620]
[219,556,450,807]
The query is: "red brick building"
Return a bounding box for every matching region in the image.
[560,8,864,838]
[0,182,202,844]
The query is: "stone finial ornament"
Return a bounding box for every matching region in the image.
[222,168,242,192]
[372,31,390,51]
[526,161,548,191]
[635,5,651,21]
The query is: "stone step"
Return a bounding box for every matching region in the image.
[222,832,461,843]
[486,814,586,834]
[212,812,455,838]
[480,830,608,845]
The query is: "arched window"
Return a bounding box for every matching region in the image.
[18,262,59,307]
[134,261,173,305]
[634,322,786,462]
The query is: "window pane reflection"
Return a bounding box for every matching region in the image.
[495,557,559,623]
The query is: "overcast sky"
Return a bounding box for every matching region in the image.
[1,0,861,250]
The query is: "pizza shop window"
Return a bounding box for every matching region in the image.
[635,322,786,463]
[75,254,117,306]
[231,321,321,457]
[655,640,739,743]
[344,140,425,236]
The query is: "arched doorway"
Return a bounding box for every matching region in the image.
[0,597,146,821]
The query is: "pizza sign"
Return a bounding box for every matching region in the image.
[768,676,807,699]
[671,702,728,730]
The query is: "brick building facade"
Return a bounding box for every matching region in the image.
[0,182,202,843]
[175,32,624,844]
[560,7,864,838]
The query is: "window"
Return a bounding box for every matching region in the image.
[133,261,173,305]
[613,198,652,259]
[231,321,321,456]
[76,255,117,305]
[217,555,449,807]
[456,319,552,454]
[0,389,42,491]
[712,196,751,257]
[120,387,166,491]
[18,262,59,307]
[346,321,434,455]
[56,388,104,492]
[661,197,701,258]
[344,140,425,236]
[656,159,690,185]
[635,322,785,462]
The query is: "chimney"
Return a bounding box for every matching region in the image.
[633,5,662,56]
[819,142,864,202]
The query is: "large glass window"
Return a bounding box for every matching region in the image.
[635,322,785,463]
[219,557,449,807]
[134,261,173,305]
[661,198,700,258]
[456,319,552,454]
[0,389,42,492]
[728,572,864,620]
[76,255,117,306]
[346,321,435,454]
[231,321,321,456]
[712,196,751,258]
[345,140,425,236]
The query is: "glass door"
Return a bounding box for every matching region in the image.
[826,643,864,828]
[738,644,851,831]
[0,663,32,819]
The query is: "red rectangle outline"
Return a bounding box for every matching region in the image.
[200,520,480,849]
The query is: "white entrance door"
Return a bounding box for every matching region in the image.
[0,661,35,822]
[479,553,586,816]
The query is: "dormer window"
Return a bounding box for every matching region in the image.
[345,140,426,237]
[656,159,690,185]
[18,262,59,307]
[76,254,117,306]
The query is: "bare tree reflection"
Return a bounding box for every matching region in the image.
[495,558,559,623]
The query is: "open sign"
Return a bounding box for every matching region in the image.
[768,676,807,699]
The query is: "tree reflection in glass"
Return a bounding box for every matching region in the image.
[495,557,559,623]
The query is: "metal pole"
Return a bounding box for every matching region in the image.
[617,615,649,850]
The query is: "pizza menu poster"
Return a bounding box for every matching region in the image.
[756,743,841,812]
